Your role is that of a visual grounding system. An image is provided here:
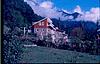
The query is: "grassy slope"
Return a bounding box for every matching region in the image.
[20,46,100,63]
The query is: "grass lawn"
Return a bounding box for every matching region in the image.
[19,46,100,63]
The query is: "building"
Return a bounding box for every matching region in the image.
[32,17,68,43]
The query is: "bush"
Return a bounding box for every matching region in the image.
[3,35,23,63]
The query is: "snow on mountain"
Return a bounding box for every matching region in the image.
[24,0,100,23]
[74,5,83,14]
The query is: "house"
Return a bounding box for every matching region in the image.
[32,18,54,40]
[32,17,68,43]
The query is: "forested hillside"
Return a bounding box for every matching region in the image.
[3,0,42,63]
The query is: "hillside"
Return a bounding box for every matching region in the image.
[3,0,42,63]
[20,46,100,63]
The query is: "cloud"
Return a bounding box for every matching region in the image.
[24,0,66,20]
[30,5,61,19]
[24,0,100,23]
[40,1,53,9]
[24,0,77,20]
[74,5,83,14]
[76,7,100,23]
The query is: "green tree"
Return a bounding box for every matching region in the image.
[71,27,85,40]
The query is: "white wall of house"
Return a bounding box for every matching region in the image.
[34,28,48,40]
[34,26,68,44]
[48,28,56,43]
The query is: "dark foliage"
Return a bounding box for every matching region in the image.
[3,0,42,63]
[52,18,97,41]
[3,0,42,29]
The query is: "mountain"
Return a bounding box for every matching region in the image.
[51,17,97,41]
[3,0,42,29]
[57,9,81,19]
[3,0,42,63]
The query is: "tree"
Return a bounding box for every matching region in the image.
[3,0,42,63]
[71,27,85,40]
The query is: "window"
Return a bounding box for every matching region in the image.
[39,23,41,26]
[34,29,38,33]
[42,29,45,31]
[38,22,44,26]
[36,29,39,32]
[41,22,44,26]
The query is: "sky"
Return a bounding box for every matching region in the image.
[24,0,100,23]
[52,0,100,11]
